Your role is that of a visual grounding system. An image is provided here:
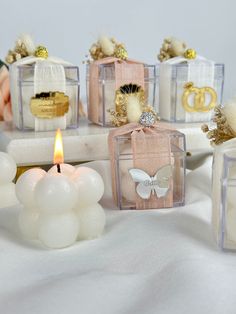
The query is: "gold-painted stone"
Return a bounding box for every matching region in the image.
[184,48,196,59]
[182,82,217,113]
[34,46,48,59]
[114,46,128,60]
[30,91,69,119]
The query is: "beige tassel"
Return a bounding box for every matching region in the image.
[126,95,142,123]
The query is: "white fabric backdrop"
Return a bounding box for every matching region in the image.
[1,155,236,314]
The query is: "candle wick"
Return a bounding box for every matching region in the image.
[57,164,61,173]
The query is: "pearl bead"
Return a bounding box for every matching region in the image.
[0,152,17,184]
[38,211,79,249]
[76,203,105,240]
[16,168,46,209]
[18,210,39,239]
[71,167,104,207]
[48,163,75,176]
[35,174,77,214]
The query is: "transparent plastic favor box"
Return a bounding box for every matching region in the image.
[112,131,186,210]
[159,63,224,122]
[11,65,80,131]
[86,63,158,126]
[214,151,236,250]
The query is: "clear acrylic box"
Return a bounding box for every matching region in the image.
[111,130,186,210]
[87,63,158,126]
[213,149,236,250]
[11,65,80,131]
[159,63,224,122]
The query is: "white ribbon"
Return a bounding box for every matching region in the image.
[10,56,72,131]
[159,55,215,122]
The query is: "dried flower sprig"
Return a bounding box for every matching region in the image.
[202,106,236,145]
[5,34,35,64]
[158,37,186,62]
[158,37,196,62]
[87,36,128,63]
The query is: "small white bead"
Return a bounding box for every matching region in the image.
[35,174,77,214]
[16,168,46,209]
[71,167,104,207]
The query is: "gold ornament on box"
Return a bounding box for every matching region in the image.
[5,34,36,64]
[157,37,197,62]
[5,34,49,64]
[34,46,48,59]
[108,83,157,127]
[202,106,236,145]
[30,92,69,119]
[88,36,128,62]
[184,48,196,60]
[114,45,128,60]
[182,82,217,113]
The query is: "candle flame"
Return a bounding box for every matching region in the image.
[53,129,64,164]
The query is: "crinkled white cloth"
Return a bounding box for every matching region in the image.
[1,154,236,314]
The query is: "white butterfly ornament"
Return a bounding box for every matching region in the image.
[129,165,172,200]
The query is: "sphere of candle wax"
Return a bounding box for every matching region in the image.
[15,168,46,208]
[0,152,17,184]
[35,174,77,214]
[48,164,75,176]
[19,209,39,239]
[71,167,104,207]
[38,211,79,249]
[226,209,236,242]
[76,203,105,240]
[0,182,19,208]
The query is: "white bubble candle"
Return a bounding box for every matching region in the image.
[16,129,105,249]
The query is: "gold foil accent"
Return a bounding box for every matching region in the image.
[202,106,236,145]
[34,46,48,59]
[108,84,145,127]
[30,92,69,119]
[182,82,217,113]
[184,48,197,59]
[108,84,157,127]
[114,45,128,60]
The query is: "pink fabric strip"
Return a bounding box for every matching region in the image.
[88,58,145,124]
[108,123,176,209]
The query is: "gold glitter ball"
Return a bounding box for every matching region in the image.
[114,46,128,60]
[34,46,48,59]
[184,48,196,59]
